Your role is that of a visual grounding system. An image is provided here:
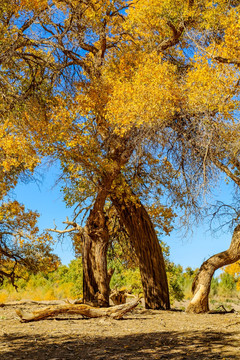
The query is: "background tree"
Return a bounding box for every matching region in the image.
[0,0,60,287]
[224,260,240,292]
[0,200,59,288]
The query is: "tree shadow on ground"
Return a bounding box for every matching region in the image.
[1,329,238,360]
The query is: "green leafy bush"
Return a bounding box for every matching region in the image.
[218,272,236,296]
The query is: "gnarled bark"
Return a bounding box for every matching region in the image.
[80,147,134,306]
[82,226,114,307]
[187,224,240,313]
[112,193,170,310]
[81,205,113,307]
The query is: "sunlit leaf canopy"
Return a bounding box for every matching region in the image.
[0,0,239,225]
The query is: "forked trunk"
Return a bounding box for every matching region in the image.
[80,154,134,306]
[112,195,170,310]
[187,224,240,313]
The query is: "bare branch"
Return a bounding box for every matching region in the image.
[47,227,78,234]
[211,157,240,187]
[47,218,83,234]
[214,56,240,67]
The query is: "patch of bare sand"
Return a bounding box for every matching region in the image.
[0,302,239,359]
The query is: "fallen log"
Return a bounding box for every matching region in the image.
[16,299,140,322]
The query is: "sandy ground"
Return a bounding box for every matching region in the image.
[0,300,240,360]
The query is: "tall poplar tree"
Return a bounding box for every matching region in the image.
[2,0,239,309]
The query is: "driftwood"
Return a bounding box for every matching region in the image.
[16,299,140,322]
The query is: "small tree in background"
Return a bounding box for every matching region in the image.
[0,201,59,288]
[224,261,240,292]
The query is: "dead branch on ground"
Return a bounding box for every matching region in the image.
[15,299,140,322]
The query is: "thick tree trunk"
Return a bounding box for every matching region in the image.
[112,194,170,310]
[79,137,135,306]
[82,229,99,305]
[82,232,114,307]
[81,208,113,307]
[70,125,137,306]
[187,224,240,313]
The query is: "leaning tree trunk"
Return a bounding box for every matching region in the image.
[112,194,170,310]
[187,224,240,313]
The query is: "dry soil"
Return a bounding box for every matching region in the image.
[0,300,240,359]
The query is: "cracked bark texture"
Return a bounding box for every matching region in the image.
[112,193,170,310]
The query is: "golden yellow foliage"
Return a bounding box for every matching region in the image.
[19,0,48,11]
[0,200,59,286]
[184,57,240,116]
[225,262,240,291]
[104,52,180,134]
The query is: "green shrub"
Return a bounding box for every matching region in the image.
[166,263,185,303]
[218,272,236,296]
[210,277,219,296]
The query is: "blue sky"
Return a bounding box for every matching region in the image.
[14,164,76,265]
[13,163,234,271]
[165,181,234,271]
